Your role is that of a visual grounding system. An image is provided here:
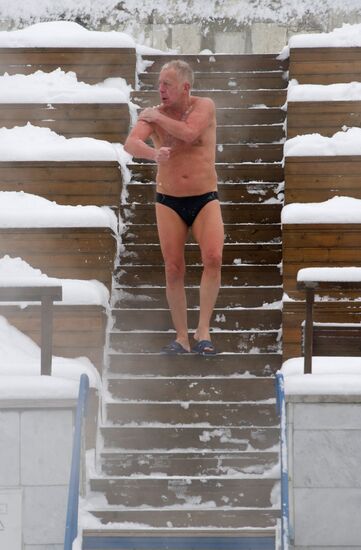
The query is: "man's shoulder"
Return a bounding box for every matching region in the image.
[192,95,215,106]
[192,96,216,112]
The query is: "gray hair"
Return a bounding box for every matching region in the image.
[161,59,194,87]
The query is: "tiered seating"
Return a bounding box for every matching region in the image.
[0,103,130,141]
[283,44,361,361]
[289,47,361,84]
[0,45,136,85]
[0,160,122,206]
[285,155,361,203]
[283,216,361,360]
[0,33,128,374]
[287,100,361,138]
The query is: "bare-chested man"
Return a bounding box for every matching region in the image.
[124,60,224,355]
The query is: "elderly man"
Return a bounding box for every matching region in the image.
[124,59,223,355]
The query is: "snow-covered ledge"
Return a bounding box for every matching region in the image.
[0,312,98,549]
[281,358,361,549]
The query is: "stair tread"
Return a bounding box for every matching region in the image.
[82,509,279,529]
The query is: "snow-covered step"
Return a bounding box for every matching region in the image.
[106,376,276,402]
[120,203,282,224]
[89,476,278,508]
[105,402,277,428]
[142,53,287,72]
[115,264,282,287]
[84,516,277,533]
[216,143,284,163]
[131,89,287,109]
[108,330,281,354]
[112,308,281,331]
[127,162,284,183]
[107,352,281,378]
[139,70,287,91]
[121,223,281,245]
[99,450,279,477]
[216,108,285,125]
[125,182,283,205]
[101,425,279,451]
[121,243,282,266]
[112,286,282,309]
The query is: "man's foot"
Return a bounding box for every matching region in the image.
[192,339,217,355]
[161,340,190,355]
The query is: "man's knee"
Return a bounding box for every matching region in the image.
[202,249,222,270]
[165,258,185,283]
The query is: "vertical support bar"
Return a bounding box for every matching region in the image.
[41,295,54,376]
[304,288,314,374]
[276,372,289,550]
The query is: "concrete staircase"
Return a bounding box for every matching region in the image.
[83,53,287,548]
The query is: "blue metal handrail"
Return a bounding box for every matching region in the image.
[64,373,90,550]
[275,372,290,550]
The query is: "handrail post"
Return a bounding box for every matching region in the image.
[304,287,314,374]
[64,373,90,550]
[41,295,54,376]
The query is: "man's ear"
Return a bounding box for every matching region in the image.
[184,81,191,93]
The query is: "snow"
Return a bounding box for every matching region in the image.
[0,69,131,103]
[0,315,100,399]
[284,128,361,157]
[289,23,361,49]
[281,357,361,395]
[282,196,361,224]
[297,267,361,283]
[287,80,361,103]
[0,124,132,162]
[0,21,136,48]
[0,256,109,307]
[0,2,360,28]
[0,191,117,231]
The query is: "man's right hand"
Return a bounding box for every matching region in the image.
[154,147,171,163]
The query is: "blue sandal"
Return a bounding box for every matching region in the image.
[192,340,217,355]
[161,340,189,355]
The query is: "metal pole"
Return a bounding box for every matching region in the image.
[41,295,54,376]
[304,288,314,374]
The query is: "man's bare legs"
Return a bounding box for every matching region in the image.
[192,200,224,345]
[156,203,190,351]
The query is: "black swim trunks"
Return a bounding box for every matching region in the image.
[156,191,219,227]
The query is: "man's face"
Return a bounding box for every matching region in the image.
[158,68,187,106]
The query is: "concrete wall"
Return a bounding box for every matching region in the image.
[0,401,77,550]
[287,395,361,549]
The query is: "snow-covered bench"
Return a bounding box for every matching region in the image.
[0,69,132,142]
[0,125,130,208]
[0,284,62,375]
[287,25,361,85]
[284,119,361,204]
[0,159,122,208]
[297,267,361,373]
[0,192,118,289]
[0,21,137,85]
[0,256,110,372]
